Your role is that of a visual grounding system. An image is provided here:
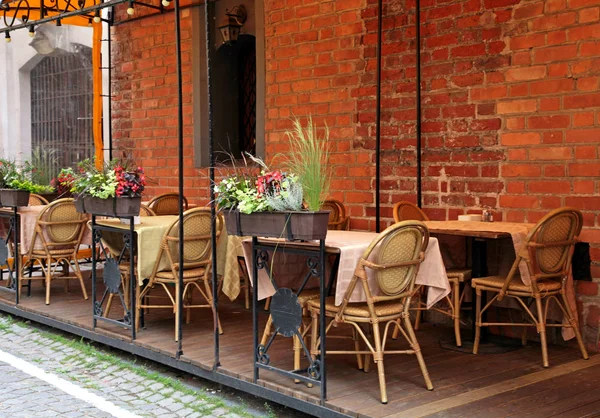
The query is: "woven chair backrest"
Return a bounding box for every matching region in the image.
[165,208,222,266]
[40,198,84,244]
[322,199,347,230]
[149,193,188,216]
[362,221,429,296]
[393,201,429,223]
[29,194,49,206]
[526,207,582,276]
[139,204,155,217]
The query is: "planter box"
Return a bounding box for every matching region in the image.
[0,189,30,207]
[223,209,330,241]
[75,195,142,218]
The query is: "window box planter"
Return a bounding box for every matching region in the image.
[0,189,31,207]
[75,195,142,218]
[223,209,330,241]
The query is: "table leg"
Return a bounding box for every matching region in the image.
[471,238,488,343]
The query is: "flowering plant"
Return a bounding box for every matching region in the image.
[70,158,146,199]
[52,168,76,196]
[213,156,303,214]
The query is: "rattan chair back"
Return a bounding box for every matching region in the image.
[393,201,429,223]
[322,199,349,230]
[148,193,188,216]
[526,207,583,278]
[164,208,222,268]
[39,198,86,244]
[29,194,49,206]
[359,221,429,296]
[139,204,155,217]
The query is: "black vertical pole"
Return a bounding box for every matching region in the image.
[108,20,113,160]
[205,0,220,369]
[375,0,382,233]
[416,0,422,208]
[174,0,184,358]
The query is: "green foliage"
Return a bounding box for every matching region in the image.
[264,174,303,212]
[71,158,118,199]
[26,147,59,186]
[280,116,331,211]
[7,179,54,194]
[0,159,18,189]
[0,157,54,192]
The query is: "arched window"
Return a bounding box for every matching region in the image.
[30,45,94,176]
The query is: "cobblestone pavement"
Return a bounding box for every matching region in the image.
[0,315,303,418]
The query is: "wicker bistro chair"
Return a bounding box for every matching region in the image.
[20,198,88,305]
[29,194,49,206]
[309,221,433,404]
[139,203,156,217]
[147,193,188,216]
[136,208,223,341]
[392,201,472,347]
[472,207,589,367]
[322,199,350,230]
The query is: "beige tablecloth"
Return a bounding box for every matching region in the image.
[424,220,576,340]
[0,206,93,255]
[241,230,450,309]
[97,216,177,285]
[216,228,246,302]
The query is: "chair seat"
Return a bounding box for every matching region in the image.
[155,267,208,281]
[472,275,561,293]
[447,268,472,282]
[32,248,76,256]
[308,296,403,318]
[297,289,320,306]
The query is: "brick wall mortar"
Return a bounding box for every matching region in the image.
[111,0,600,350]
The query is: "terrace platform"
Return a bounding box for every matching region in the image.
[0,276,598,418]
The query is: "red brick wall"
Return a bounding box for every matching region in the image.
[111,0,600,350]
[111,1,210,201]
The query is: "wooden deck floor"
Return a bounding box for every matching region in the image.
[0,277,598,418]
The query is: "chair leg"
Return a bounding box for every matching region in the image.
[453,279,462,347]
[534,296,549,368]
[403,313,433,391]
[473,287,482,355]
[310,310,319,360]
[73,258,88,300]
[175,281,181,341]
[261,315,273,346]
[45,257,52,305]
[414,287,423,331]
[371,322,388,404]
[293,332,302,384]
[244,273,250,310]
[105,294,114,316]
[560,292,589,360]
[353,327,364,370]
[264,296,271,311]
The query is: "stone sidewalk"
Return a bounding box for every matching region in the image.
[0,315,300,418]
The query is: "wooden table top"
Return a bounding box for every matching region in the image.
[424,220,535,240]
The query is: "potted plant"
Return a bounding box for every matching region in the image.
[26,147,60,202]
[215,116,331,241]
[51,168,76,199]
[70,158,146,217]
[0,158,56,207]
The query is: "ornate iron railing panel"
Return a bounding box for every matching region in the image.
[0,208,20,303]
[251,238,340,405]
[91,215,136,340]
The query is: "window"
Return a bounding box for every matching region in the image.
[30,45,94,176]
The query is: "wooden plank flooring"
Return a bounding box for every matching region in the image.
[0,277,596,418]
